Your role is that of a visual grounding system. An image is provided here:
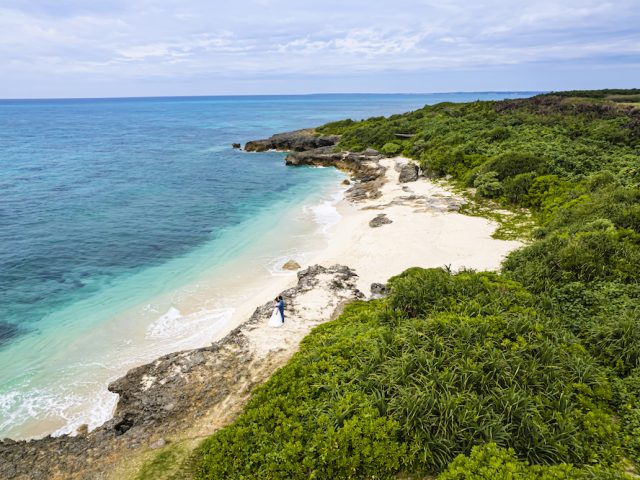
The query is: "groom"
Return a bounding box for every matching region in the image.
[277,295,285,324]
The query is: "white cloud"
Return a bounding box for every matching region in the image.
[1,0,639,96]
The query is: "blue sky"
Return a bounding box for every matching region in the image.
[1,0,639,98]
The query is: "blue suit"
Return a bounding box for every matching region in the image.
[278,299,285,323]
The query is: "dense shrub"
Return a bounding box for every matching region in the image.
[473,171,503,198]
[194,270,622,478]
[437,443,630,480]
[381,142,403,155]
[503,172,537,204]
[480,151,547,180]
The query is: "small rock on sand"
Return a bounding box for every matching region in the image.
[370,283,388,298]
[282,260,301,270]
[342,179,351,185]
[369,214,392,228]
[149,438,166,449]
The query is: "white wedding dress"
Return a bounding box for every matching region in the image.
[267,302,284,327]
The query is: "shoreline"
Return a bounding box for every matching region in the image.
[0,150,522,480]
[0,169,346,442]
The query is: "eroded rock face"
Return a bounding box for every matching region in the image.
[245,129,389,202]
[244,129,339,152]
[285,148,388,201]
[0,265,363,480]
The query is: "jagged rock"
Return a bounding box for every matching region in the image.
[232,143,241,149]
[369,214,392,228]
[370,283,388,298]
[284,146,344,166]
[282,260,301,271]
[244,129,339,152]
[398,163,419,183]
[347,181,384,202]
[245,131,391,202]
[285,148,388,201]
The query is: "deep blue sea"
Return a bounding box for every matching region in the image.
[0,92,535,438]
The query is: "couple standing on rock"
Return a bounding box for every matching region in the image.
[267,295,285,327]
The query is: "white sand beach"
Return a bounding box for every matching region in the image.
[222,156,521,338]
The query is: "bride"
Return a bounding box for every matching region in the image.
[267,297,284,327]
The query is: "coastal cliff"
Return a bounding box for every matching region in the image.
[0,265,363,480]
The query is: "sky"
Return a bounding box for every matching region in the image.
[0,0,639,98]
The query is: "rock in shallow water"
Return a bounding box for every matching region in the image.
[282,260,301,271]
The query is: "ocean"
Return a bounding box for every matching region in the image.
[0,92,535,439]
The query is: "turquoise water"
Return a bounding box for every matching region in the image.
[0,92,536,438]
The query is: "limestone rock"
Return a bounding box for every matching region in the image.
[232,143,241,149]
[282,260,301,271]
[370,283,388,298]
[369,214,392,228]
[244,129,339,152]
[398,163,419,183]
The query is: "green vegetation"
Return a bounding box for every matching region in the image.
[438,443,629,479]
[151,91,640,478]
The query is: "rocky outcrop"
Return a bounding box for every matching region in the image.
[0,265,363,480]
[369,214,393,228]
[244,129,339,152]
[285,147,388,201]
[245,128,389,201]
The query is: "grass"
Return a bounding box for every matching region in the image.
[133,440,199,480]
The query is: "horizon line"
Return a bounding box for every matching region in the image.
[0,90,546,102]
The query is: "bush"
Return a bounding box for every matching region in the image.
[437,443,629,480]
[474,171,503,198]
[381,142,403,155]
[503,172,537,204]
[481,152,547,180]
